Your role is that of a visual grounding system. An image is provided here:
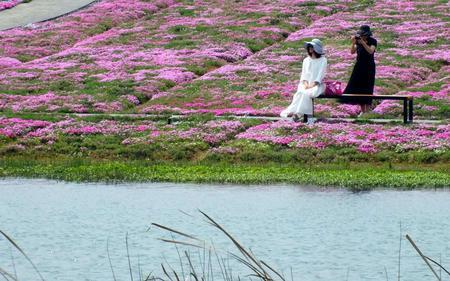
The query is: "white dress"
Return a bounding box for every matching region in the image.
[280,56,327,117]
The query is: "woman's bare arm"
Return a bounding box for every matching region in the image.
[305,81,319,89]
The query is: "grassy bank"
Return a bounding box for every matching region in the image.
[0,157,448,191]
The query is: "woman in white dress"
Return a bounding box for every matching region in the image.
[280,39,327,123]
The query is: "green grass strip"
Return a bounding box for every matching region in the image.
[0,159,448,191]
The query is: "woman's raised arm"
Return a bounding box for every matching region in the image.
[360,40,376,54]
[350,36,357,54]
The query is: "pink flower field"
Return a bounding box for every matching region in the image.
[0,0,24,11]
[0,117,448,158]
[0,0,448,161]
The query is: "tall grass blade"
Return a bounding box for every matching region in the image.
[126,232,134,281]
[405,234,441,281]
[172,234,186,279]
[260,260,285,281]
[0,267,17,281]
[185,251,198,278]
[178,210,194,218]
[202,245,206,280]
[143,270,154,281]
[228,253,264,279]
[397,222,402,281]
[222,257,231,281]
[0,272,10,281]
[147,276,164,281]
[158,238,203,249]
[107,238,118,281]
[384,266,389,281]
[198,211,270,279]
[424,256,450,277]
[213,244,228,281]
[161,264,174,281]
[172,269,181,281]
[207,249,212,281]
[0,230,45,281]
[191,272,200,281]
[138,255,143,281]
[9,247,17,281]
[439,254,442,280]
[151,223,199,241]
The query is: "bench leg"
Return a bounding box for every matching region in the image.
[408,99,413,123]
[403,99,408,124]
[303,114,308,123]
[312,98,315,117]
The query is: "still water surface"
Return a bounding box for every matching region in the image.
[0,179,449,281]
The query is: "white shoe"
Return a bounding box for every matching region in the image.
[306,117,316,125]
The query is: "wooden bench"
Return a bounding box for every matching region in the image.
[306,94,414,124]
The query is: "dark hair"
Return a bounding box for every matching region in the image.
[306,46,322,58]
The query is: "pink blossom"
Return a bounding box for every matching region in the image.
[0,57,22,68]
[0,0,22,11]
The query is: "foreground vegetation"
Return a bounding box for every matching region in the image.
[2,210,450,281]
[0,156,448,191]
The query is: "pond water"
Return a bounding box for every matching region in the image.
[0,179,449,281]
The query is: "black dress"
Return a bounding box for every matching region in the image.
[342,37,377,105]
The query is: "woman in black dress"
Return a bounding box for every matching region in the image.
[343,25,377,115]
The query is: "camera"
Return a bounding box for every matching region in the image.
[355,34,361,39]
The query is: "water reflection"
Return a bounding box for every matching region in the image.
[0,179,449,281]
